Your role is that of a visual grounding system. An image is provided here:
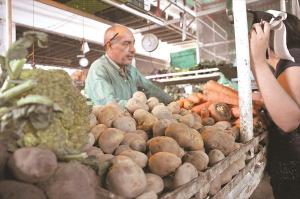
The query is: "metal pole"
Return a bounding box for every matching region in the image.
[280,0,286,12]
[233,0,253,143]
[5,0,12,50]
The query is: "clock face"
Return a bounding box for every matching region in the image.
[142,33,159,52]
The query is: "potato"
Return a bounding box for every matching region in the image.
[183,151,209,171]
[147,97,160,111]
[145,173,164,194]
[42,162,98,199]
[107,155,147,198]
[128,130,149,142]
[98,154,114,164]
[86,146,104,160]
[133,91,147,104]
[208,149,225,166]
[214,121,232,130]
[180,108,191,116]
[190,129,205,151]
[114,144,131,155]
[134,109,158,131]
[112,116,136,132]
[97,105,123,127]
[8,147,57,183]
[92,105,104,116]
[179,113,195,128]
[121,133,146,152]
[0,180,47,199]
[152,119,172,137]
[90,124,107,141]
[201,117,215,126]
[137,191,158,199]
[208,103,232,122]
[98,128,124,154]
[201,127,235,155]
[120,150,148,168]
[148,136,183,158]
[89,113,98,129]
[165,123,204,151]
[152,105,172,120]
[126,98,149,113]
[148,152,181,177]
[174,163,198,188]
[83,133,96,151]
[168,102,181,114]
[172,114,181,121]
[225,126,240,141]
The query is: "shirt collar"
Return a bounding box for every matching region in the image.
[105,54,131,78]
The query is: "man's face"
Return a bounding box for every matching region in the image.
[107,31,136,66]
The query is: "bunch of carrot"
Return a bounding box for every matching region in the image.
[176,80,264,120]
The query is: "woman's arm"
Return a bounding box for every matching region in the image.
[250,22,300,132]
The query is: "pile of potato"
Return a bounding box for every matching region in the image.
[0,90,251,199]
[87,91,248,198]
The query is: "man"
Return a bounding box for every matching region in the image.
[85,24,173,106]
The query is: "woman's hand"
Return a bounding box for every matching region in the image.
[249,21,271,68]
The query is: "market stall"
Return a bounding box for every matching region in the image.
[1,0,296,198]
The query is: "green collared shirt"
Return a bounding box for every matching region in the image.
[84,55,173,107]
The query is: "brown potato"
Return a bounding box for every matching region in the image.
[168,102,181,114]
[152,105,172,120]
[8,147,57,183]
[208,149,225,166]
[152,119,172,137]
[107,155,147,198]
[147,97,160,111]
[128,130,149,142]
[0,180,46,199]
[148,152,182,177]
[126,98,149,113]
[148,136,183,158]
[201,126,235,156]
[90,124,107,141]
[173,163,198,188]
[179,113,195,128]
[145,173,164,194]
[97,105,123,127]
[121,133,146,152]
[120,150,148,168]
[98,128,125,154]
[113,116,136,132]
[133,91,147,104]
[183,150,209,171]
[134,109,158,131]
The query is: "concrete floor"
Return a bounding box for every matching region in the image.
[250,173,275,199]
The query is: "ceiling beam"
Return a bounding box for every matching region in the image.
[134,18,180,33]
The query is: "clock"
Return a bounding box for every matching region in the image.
[142,33,159,52]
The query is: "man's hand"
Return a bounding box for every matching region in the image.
[249,21,271,69]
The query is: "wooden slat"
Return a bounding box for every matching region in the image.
[160,131,267,199]
[212,146,266,199]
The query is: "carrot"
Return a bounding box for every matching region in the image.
[203,90,239,106]
[204,80,238,99]
[187,93,201,104]
[196,92,205,102]
[177,98,185,108]
[183,99,194,110]
[231,106,240,118]
[200,108,210,118]
[191,101,212,113]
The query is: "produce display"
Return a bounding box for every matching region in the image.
[0,32,267,199]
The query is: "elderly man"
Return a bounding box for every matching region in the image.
[84,24,173,106]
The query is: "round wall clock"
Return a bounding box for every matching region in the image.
[142,33,159,52]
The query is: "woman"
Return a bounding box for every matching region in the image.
[249,11,300,198]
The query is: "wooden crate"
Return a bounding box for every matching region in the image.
[96,132,267,199]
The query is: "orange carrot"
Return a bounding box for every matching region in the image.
[200,108,210,118]
[187,93,201,104]
[183,99,194,110]
[203,90,239,106]
[191,101,212,113]
[196,92,205,102]
[204,80,238,98]
[177,98,185,108]
[231,106,240,118]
